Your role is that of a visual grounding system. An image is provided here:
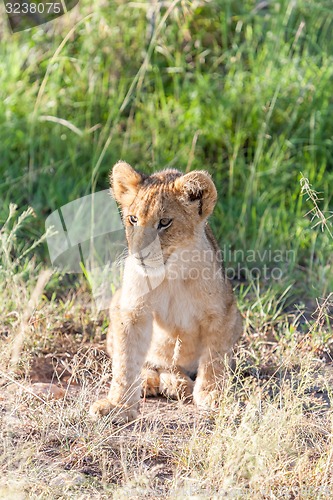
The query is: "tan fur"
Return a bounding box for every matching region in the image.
[90,161,243,422]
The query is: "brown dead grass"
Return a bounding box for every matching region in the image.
[1,285,333,498]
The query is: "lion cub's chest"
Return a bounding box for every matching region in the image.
[152,279,200,333]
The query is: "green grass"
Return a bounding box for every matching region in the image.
[1,0,332,296]
[0,0,333,497]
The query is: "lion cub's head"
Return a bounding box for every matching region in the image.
[110,161,217,273]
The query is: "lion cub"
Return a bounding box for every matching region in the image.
[90,161,242,421]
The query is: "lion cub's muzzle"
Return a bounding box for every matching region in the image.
[129,227,164,270]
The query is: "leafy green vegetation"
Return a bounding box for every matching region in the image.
[1,0,332,295]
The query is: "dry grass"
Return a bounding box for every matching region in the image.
[1,283,333,498]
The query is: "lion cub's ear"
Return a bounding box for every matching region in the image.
[110,161,144,206]
[175,171,217,218]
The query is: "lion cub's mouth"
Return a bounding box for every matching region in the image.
[135,257,164,268]
[131,250,163,267]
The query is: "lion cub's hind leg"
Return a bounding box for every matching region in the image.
[141,365,160,397]
[159,368,194,401]
[141,364,194,401]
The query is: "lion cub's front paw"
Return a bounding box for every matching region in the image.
[89,398,139,423]
[193,389,220,410]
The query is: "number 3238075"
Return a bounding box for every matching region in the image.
[5,3,62,14]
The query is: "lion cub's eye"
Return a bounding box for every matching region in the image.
[128,215,138,225]
[158,218,173,230]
